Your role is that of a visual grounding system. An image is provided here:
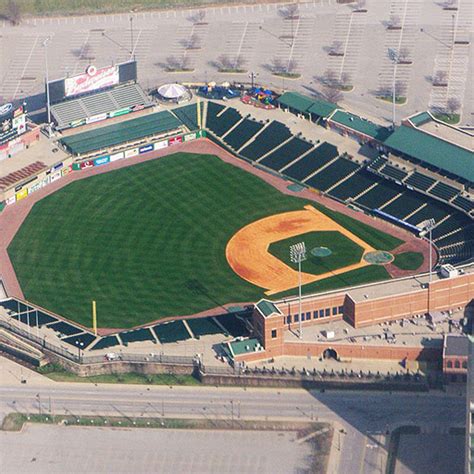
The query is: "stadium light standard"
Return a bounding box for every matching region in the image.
[387,48,399,127]
[43,37,52,138]
[75,340,84,363]
[129,14,135,59]
[425,218,436,282]
[290,242,306,339]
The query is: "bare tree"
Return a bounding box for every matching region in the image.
[354,0,367,10]
[165,55,191,71]
[321,69,338,87]
[215,54,246,71]
[393,80,407,98]
[4,0,21,26]
[433,70,448,86]
[328,40,344,56]
[323,85,342,103]
[443,0,457,9]
[189,9,207,25]
[271,58,298,75]
[183,34,201,50]
[80,43,94,61]
[397,47,411,63]
[279,3,299,19]
[387,14,401,29]
[340,72,352,88]
[446,97,461,114]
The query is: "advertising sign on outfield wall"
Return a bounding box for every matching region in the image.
[110,151,125,162]
[109,107,131,118]
[70,119,86,128]
[86,113,108,125]
[80,160,94,170]
[94,155,110,166]
[139,144,154,154]
[72,163,81,171]
[154,140,168,151]
[168,136,183,146]
[183,132,197,142]
[50,171,62,182]
[6,196,16,205]
[61,165,72,176]
[15,189,28,201]
[125,148,139,158]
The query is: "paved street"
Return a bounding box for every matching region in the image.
[0,0,472,126]
[0,375,465,473]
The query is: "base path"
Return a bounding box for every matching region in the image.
[226,205,375,295]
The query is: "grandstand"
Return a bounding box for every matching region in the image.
[51,83,152,130]
[60,110,183,156]
[304,156,360,192]
[223,117,265,151]
[259,137,313,171]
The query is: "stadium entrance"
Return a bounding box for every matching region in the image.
[323,348,338,360]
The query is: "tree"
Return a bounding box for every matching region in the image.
[329,40,344,56]
[279,3,299,19]
[323,86,342,103]
[433,70,448,85]
[388,14,401,29]
[271,58,298,75]
[4,0,21,26]
[446,97,461,114]
[80,43,94,61]
[183,34,201,50]
[355,0,367,10]
[393,80,407,98]
[340,72,352,88]
[189,10,206,25]
[165,55,191,71]
[397,47,411,63]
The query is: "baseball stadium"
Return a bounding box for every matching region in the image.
[0,60,473,366]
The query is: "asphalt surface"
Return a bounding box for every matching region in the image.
[0,0,472,126]
[0,382,465,473]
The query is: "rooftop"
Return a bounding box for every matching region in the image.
[228,337,262,357]
[256,299,282,318]
[277,91,337,118]
[383,125,474,183]
[444,335,469,357]
[329,110,392,141]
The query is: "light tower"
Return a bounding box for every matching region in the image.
[290,241,306,339]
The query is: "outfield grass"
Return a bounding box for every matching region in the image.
[8,153,401,328]
[269,231,364,276]
[392,251,424,271]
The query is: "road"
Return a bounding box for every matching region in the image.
[0,382,465,474]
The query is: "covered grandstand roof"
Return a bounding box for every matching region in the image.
[329,110,392,141]
[383,125,474,183]
[51,83,152,130]
[60,110,182,155]
[277,91,337,118]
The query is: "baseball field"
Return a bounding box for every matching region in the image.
[7,152,403,328]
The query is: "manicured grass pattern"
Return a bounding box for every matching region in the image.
[392,251,424,271]
[269,231,364,276]
[8,153,402,328]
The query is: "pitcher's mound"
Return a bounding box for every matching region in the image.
[310,246,332,257]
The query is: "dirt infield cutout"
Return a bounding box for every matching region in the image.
[226,205,376,295]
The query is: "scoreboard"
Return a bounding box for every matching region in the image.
[0,103,27,146]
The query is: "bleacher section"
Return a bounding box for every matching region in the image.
[368,156,387,172]
[62,332,96,348]
[453,196,474,214]
[187,317,223,338]
[431,213,472,240]
[223,118,264,151]
[379,190,426,220]
[60,110,182,155]
[329,169,381,201]
[206,102,242,137]
[355,180,402,210]
[90,335,120,351]
[153,320,190,344]
[305,157,360,192]
[172,104,200,131]
[120,327,155,345]
[51,83,152,130]
[406,200,451,227]
[216,313,250,338]
[12,310,56,327]
[405,171,436,192]
[429,182,460,202]
[380,164,408,182]
[259,137,312,171]
[48,321,83,337]
[283,142,339,181]
[240,121,292,160]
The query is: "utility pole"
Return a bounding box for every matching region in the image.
[43,37,52,138]
[388,48,399,127]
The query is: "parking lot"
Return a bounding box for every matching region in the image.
[0,424,315,473]
[0,0,472,125]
